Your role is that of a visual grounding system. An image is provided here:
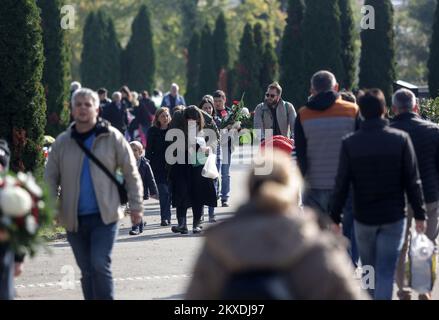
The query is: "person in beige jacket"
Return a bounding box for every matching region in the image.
[45,88,143,300]
[186,150,368,300]
[253,82,297,142]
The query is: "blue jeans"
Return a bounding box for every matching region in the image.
[157,183,172,222]
[0,246,15,300]
[207,156,222,218]
[67,214,118,300]
[302,189,332,216]
[355,218,406,300]
[342,190,359,267]
[220,147,232,202]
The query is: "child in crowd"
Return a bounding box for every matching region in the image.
[129,141,158,235]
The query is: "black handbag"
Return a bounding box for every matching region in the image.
[74,137,128,205]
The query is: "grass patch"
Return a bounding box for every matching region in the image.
[39,225,66,241]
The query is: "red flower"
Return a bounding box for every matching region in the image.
[15,217,25,228]
[232,100,240,106]
[31,206,39,224]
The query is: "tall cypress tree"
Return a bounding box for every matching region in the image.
[213,12,230,89]
[122,5,155,92]
[280,0,306,107]
[198,24,217,98]
[359,0,395,104]
[338,0,357,90]
[37,0,70,138]
[102,17,121,93]
[429,0,439,98]
[180,0,199,46]
[80,11,106,89]
[302,0,344,89]
[253,23,267,94]
[0,0,47,174]
[260,41,279,91]
[186,31,201,105]
[253,23,265,72]
[236,23,262,110]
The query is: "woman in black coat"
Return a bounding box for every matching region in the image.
[168,106,217,234]
[145,107,173,226]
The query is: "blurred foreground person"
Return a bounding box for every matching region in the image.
[186,150,366,300]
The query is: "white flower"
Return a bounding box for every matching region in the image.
[25,215,38,234]
[17,172,42,198]
[242,107,250,117]
[0,186,33,217]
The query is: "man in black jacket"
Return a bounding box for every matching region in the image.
[330,89,426,300]
[390,88,439,300]
[102,92,129,134]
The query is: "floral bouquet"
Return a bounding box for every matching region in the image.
[220,93,249,130]
[0,172,54,257]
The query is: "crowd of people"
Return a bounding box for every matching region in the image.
[2,68,439,301]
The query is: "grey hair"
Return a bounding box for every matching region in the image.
[311,70,337,93]
[112,91,122,100]
[171,83,179,91]
[392,89,416,111]
[70,81,82,92]
[71,88,99,109]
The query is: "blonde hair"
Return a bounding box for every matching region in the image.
[129,141,143,153]
[248,150,302,213]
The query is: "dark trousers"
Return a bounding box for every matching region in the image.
[67,214,118,300]
[0,245,15,300]
[157,183,172,222]
[177,205,204,227]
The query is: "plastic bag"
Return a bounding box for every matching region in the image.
[202,151,219,179]
[409,231,437,294]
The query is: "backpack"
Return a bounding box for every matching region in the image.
[220,269,295,300]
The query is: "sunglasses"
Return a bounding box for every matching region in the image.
[265,93,278,98]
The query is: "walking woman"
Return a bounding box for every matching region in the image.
[199,98,221,223]
[168,106,217,234]
[145,107,172,226]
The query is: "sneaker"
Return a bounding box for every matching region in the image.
[129,229,140,236]
[222,201,229,207]
[209,218,217,223]
[161,220,169,227]
[193,226,203,234]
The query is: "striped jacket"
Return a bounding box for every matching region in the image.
[294,91,359,190]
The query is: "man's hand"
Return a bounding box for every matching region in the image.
[415,219,427,234]
[331,223,342,235]
[130,210,143,225]
[14,262,24,277]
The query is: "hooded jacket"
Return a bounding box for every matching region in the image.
[186,204,368,300]
[294,91,359,189]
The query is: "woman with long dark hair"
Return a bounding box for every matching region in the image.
[145,107,172,226]
[168,106,217,234]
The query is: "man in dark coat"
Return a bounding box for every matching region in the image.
[102,91,129,134]
[330,89,426,300]
[390,88,439,300]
